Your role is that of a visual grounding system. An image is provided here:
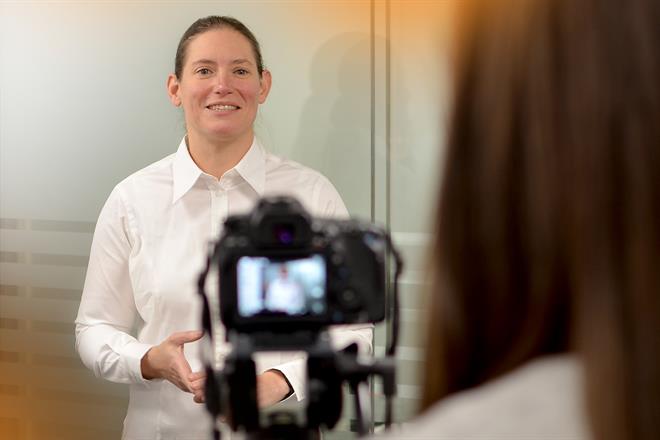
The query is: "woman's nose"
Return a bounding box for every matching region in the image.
[212,71,233,94]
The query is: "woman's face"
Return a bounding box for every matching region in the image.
[167,28,271,146]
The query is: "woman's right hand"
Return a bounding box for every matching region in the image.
[140,330,204,392]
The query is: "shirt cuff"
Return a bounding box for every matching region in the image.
[270,358,306,402]
[118,341,155,384]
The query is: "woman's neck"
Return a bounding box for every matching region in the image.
[186,130,254,179]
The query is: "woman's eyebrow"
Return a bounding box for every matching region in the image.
[231,58,254,66]
[191,58,217,66]
[190,58,254,67]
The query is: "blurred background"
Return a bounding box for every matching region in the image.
[0,1,450,438]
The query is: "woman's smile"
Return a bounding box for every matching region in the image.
[206,103,240,112]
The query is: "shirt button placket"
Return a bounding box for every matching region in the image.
[210,185,224,238]
[219,182,229,230]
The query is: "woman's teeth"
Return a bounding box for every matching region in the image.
[207,104,238,111]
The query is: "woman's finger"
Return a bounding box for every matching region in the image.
[190,377,205,392]
[172,376,193,393]
[189,371,206,382]
[168,330,204,346]
[171,357,194,392]
[193,390,205,403]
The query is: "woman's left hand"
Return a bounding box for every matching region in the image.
[256,369,292,407]
[191,369,291,407]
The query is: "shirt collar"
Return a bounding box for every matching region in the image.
[234,137,266,197]
[172,136,266,204]
[172,137,202,203]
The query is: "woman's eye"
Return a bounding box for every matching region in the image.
[196,68,212,75]
[235,68,249,76]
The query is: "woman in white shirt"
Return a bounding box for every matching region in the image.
[377,0,660,439]
[75,16,371,439]
[264,265,306,314]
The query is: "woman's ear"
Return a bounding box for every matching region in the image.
[167,73,182,107]
[258,69,272,104]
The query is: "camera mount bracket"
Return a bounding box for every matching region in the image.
[205,331,396,440]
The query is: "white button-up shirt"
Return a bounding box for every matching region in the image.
[75,137,372,439]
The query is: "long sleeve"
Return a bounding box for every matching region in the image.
[75,187,152,384]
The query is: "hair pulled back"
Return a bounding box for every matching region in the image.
[174,15,264,79]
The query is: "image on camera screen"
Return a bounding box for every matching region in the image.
[237,255,326,317]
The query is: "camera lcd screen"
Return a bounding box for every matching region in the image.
[236,255,326,318]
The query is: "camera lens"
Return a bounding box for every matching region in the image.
[273,223,295,245]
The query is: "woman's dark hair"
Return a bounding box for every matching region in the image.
[174,16,264,79]
[423,0,660,439]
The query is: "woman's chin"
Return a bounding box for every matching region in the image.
[196,128,254,145]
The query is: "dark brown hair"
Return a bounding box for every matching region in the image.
[174,16,264,79]
[423,0,660,439]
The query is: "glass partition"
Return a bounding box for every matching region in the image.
[372,0,452,428]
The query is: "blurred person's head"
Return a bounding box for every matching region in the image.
[424,1,660,439]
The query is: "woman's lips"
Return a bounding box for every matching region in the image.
[206,104,239,112]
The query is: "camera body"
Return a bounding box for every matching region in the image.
[214,196,387,336]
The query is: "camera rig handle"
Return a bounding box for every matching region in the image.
[203,336,260,439]
[333,343,397,436]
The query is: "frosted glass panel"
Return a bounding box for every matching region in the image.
[376,0,452,424]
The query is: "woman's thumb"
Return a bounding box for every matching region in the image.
[169,330,204,345]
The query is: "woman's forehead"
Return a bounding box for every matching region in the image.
[185,29,255,64]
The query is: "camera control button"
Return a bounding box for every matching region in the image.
[340,289,360,309]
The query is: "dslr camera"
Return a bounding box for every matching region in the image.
[217,196,387,340]
[198,196,401,439]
